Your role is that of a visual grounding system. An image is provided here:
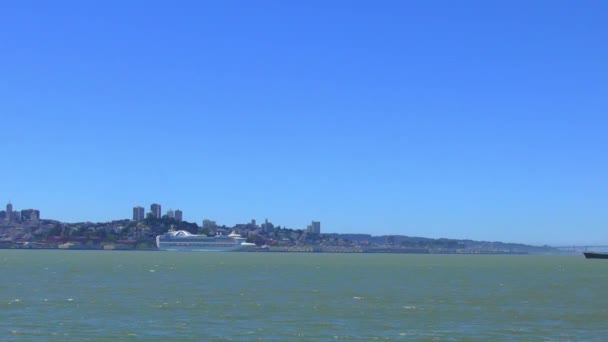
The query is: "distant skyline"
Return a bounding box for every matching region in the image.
[1,1,606,245]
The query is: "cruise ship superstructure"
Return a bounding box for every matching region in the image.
[156,230,253,251]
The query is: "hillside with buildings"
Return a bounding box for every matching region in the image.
[0,202,560,254]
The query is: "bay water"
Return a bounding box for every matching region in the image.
[1,250,607,341]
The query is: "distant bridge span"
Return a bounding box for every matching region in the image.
[552,245,608,252]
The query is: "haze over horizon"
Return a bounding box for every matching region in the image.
[1,1,606,246]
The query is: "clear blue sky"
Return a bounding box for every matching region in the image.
[1,1,606,245]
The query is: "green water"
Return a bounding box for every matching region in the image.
[0,251,607,341]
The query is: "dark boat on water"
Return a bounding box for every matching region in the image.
[583,252,608,259]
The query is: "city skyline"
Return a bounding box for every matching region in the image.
[0,201,41,224]
[3,199,323,233]
[1,2,606,245]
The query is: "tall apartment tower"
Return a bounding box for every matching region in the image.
[150,203,162,219]
[6,202,13,223]
[132,206,145,221]
[175,209,183,222]
[307,221,321,234]
[167,209,175,219]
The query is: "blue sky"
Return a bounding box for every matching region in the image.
[1,1,606,245]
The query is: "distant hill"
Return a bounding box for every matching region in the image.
[0,218,561,254]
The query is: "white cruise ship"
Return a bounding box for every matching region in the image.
[156,230,254,251]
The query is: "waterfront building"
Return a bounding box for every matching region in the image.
[150,203,162,219]
[175,210,183,222]
[132,206,145,221]
[0,210,5,221]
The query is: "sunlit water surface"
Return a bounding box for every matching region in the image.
[1,250,606,341]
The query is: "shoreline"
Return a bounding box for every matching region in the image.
[0,246,553,255]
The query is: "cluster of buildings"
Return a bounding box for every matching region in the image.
[1,200,322,236]
[307,221,321,234]
[227,218,321,235]
[132,203,183,222]
[232,218,275,232]
[0,202,40,224]
[130,203,321,235]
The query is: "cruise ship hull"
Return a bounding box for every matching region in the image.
[156,241,246,252]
